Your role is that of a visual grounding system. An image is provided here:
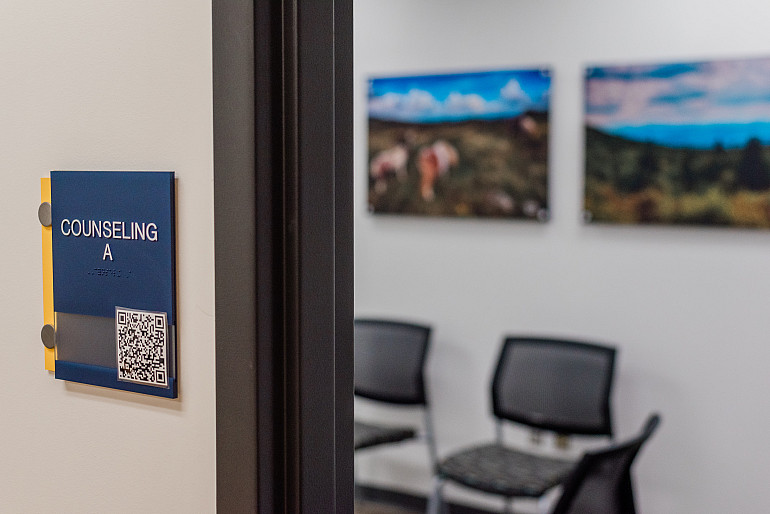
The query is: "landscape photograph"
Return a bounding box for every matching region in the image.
[367,68,551,219]
[585,57,770,228]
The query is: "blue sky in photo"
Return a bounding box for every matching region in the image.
[585,57,770,149]
[368,69,551,123]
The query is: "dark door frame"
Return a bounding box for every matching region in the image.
[213,1,353,512]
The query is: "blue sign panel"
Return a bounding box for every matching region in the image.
[50,171,176,398]
[51,171,176,324]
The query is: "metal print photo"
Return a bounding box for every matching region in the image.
[368,68,551,219]
[585,56,770,228]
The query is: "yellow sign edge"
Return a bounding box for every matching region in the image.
[41,178,54,371]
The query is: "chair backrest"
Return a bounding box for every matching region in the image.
[492,337,617,436]
[550,413,661,514]
[354,319,431,405]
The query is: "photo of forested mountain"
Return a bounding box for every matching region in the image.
[368,69,551,219]
[585,57,770,228]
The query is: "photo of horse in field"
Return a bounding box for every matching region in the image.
[368,69,551,219]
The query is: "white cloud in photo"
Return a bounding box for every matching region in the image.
[446,92,488,113]
[501,79,531,103]
[586,57,770,129]
[369,88,514,121]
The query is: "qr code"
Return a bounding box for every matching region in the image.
[116,307,168,387]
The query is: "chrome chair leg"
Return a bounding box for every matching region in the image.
[426,477,445,514]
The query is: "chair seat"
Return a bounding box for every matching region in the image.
[354,420,417,450]
[437,443,576,498]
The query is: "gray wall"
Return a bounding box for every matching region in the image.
[354,1,770,512]
[0,1,215,512]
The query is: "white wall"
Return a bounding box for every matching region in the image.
[354,1,770,512]
[0,2,215,513]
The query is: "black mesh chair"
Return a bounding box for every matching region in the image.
[354,319,437,468]
[550,413,661,514]
[428,336,617,514]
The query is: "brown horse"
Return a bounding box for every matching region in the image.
[418,140,458,201]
